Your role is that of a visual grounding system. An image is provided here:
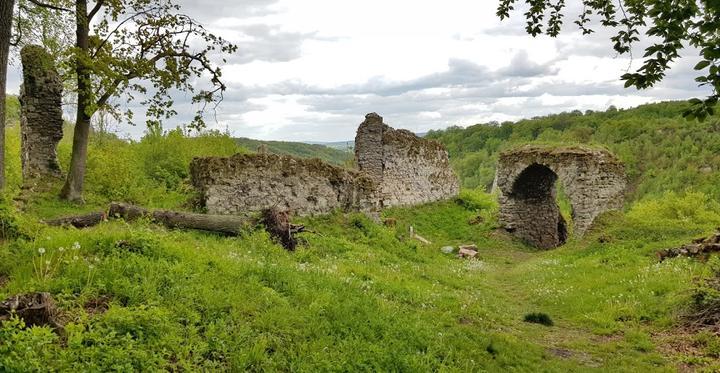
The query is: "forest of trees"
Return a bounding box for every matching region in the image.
[427,100,720,202]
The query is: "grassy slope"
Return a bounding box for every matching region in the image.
[1,97,720,370]
[1,194,717,371]
[233,137,353,166]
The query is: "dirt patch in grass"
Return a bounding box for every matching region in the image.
[0,275,8,289]
[84,295,112,316]
[653,329,720,372]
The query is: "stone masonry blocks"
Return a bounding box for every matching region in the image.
[496,145,626,249]
[19,45,64,180]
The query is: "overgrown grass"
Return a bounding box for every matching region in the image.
[1,96,720,370]
[0,188,716,370]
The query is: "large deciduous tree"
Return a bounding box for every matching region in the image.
[496,0,720,120]
[0,0,15,190]
[58,0,236,201]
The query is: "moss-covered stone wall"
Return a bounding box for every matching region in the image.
[496,144,627,248]
[355,113,460,207]
[190,153,379,216]
[19,45,63,180]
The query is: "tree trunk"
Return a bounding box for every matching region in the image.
[45,211,106,228]
[108,203,300,250]
[60,0,90,202]
[0,0,14,191]
[108,203,256,236]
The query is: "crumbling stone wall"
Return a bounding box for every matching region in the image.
[190,153,379,216]
[496,145,626,249]
[191,113,458,217]
[19,45,64,179]
[355,113,460,207]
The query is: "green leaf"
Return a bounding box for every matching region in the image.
[694,60,711,70]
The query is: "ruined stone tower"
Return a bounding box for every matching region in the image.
[355,113,460,207]
[19,45,64,180]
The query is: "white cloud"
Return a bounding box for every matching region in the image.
[6,0,709,141]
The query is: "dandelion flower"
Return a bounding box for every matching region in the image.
[58,247,65,252]
[73,256,79,261]
[88,264,95,270]
[72,242,81,250]
[38,247,46,255]
[45,260,51,265]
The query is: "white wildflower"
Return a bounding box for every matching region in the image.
[38,247,46,255]
[58,247,65,252]
[72,242,81,250]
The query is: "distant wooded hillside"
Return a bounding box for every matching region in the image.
[233,137,353,166]
[427,101,720,201]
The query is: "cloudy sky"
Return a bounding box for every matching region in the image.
[7,0,708,141]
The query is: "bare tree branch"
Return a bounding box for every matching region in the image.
[87,0,105,21]
[26,0,71,12]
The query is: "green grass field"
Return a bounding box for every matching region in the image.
[1,98,720,371]
[1,190,719,371]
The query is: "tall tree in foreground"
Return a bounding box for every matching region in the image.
[59,0,236,202]
[0,0,15,190]
[496,0,719,120]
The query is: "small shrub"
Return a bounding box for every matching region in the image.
[523,312,554,326]
[455,189,497,211]
[689,256,720,326]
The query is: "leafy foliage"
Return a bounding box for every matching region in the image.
[233,137,353,166]
[427,101,720,201]
[496,0,719,119]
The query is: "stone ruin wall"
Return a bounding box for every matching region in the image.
[190,153,379,216]
[190,113,459,216]
[496,145,626,249]
[19,45,64,180]
[355,113,460,207]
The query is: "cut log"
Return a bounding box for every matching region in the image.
[44,211,106,228]
[108,203,299,250]
[109,202,255,236]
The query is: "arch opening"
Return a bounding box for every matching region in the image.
[509,163,568,249]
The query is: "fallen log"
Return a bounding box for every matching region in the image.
[109,203,254,236]
[109,203,299,250]
[44,203,304,250]
[44,211,106,228]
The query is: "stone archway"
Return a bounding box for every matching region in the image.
[495,145,626,249]
[508,163,567,249]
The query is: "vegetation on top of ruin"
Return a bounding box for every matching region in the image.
[499,143,619,159]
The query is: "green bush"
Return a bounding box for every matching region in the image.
[626,191,720,228]
[523,312,554,326]
[455,189,497,211]
[690,256,720,326]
